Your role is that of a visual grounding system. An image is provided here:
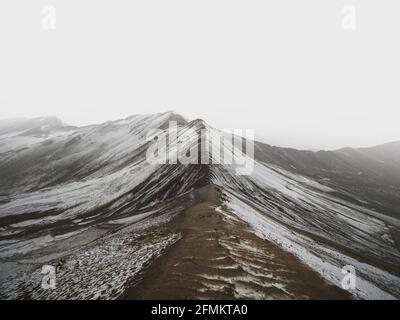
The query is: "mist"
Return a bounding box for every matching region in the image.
[0,0,399,150]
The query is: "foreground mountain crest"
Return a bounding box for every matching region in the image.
[0,112,399,300]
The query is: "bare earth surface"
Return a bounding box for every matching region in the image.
[122,185,351,300]
[1,114,399,300]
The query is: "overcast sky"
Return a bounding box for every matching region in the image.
[0,1,399,150]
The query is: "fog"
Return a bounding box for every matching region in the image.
[0,1,399,150]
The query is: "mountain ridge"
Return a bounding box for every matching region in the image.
[2,112,398,151]
[0,111,399,300]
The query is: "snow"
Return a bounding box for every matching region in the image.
[222,190,400,300]
[0,230,181,299]
[1,112,399,300]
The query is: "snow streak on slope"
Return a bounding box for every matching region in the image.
[0,205,181,299]
[0,112,194,299]
[1,112,399,300]
[0,113,184,254]
[211,162,400,299]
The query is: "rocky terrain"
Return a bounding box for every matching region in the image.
[0,112,399,299]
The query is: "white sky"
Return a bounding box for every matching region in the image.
[0,1,399,150]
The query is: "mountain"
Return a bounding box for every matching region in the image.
[254,141,400,219]
[0,112,399,300]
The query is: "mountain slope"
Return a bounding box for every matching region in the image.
[0,112,399,300]
[254,141,400,219]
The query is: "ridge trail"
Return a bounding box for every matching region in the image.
[122,185,351,300]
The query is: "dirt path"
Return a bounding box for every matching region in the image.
[122,185,351,300]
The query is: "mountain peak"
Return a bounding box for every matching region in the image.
[187,118,207,129]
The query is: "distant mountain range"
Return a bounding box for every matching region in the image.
[0,112,399,300]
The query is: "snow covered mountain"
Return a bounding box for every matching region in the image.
[0,112,399,300]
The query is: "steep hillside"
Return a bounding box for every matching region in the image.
[0,112,399,300]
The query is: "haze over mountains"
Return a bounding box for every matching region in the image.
[0,112,399,300]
